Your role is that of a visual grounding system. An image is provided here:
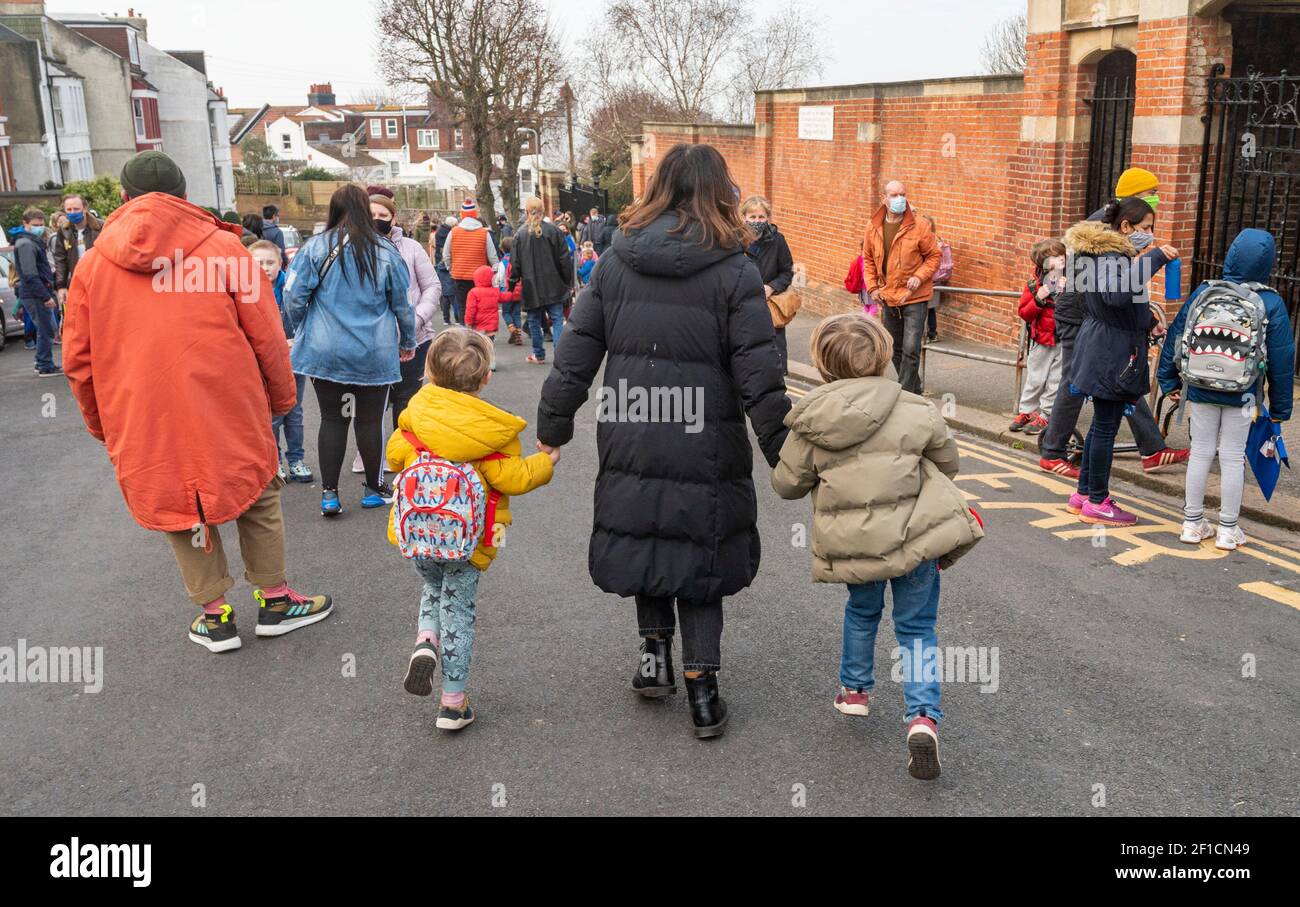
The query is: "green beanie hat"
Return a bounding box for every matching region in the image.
[120,150,186,199]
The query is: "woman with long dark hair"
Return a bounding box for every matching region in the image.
[536,143,790,739]
[1064,196,1177,527]
[284,184,414,516]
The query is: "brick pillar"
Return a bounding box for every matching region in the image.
[1131,0,1232,312]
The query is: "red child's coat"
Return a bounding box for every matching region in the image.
[464,264,519,335]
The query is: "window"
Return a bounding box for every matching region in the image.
[133,98,146,138]
[127,30,140,65]
[386,118,398,137]
[370,119,381,137]
[389,160,400,177]
[281,133,292,151]
[454,128,463,149]
[51,86,64,132]
[520,168,533,196]
[210,108,220,145]
[417,129,438,149]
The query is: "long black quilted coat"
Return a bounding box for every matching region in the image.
[537,213,791,602]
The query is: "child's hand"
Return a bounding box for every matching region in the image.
[537,440,560,465]
[1036,284,1052,300]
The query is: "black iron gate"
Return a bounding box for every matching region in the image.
[558,179,609,221]
[1083,51,1137,216]
[1193,65,1300,373]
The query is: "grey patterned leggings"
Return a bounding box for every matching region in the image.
[413,559,482,693]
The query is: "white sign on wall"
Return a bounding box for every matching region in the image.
[798,106,835,141]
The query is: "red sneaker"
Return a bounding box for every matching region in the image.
[1025,413,1049,435]
[906,716,941,780]
[834,687,870,717]
[1008,412,1035,432]
[1142,447,1190,472]
[1039,457,1080,479]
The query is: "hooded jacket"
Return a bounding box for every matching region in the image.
[1063,220,1168,401]
[464,263,519,333]
[861,204,941,307]
[389,225,441,346]
[509,219,573,311]
[52,212,102,289]
[443,215,499,280]
[61,192,296,532]
[283,226,414,385]
[386,383,554,570]
[1018,272,1058,347]
[772,377,983,583]
[10,226,55,302]
[536,212,791,602]
[1158,228,1294,420]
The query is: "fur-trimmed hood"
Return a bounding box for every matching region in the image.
[1064,220,1134,257]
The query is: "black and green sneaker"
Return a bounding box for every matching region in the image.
[403,641,439,696]
[254,587,333,637]
[435,696,475,731]
[188,603,242,653]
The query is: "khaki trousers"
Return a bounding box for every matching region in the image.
[164,478,287,606]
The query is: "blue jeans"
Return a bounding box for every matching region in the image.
[21,298,57,371]
[1076,396,1127,504]
[271,373,307,463]
[841,560,943,724]
[502,301,522,333]
[413,559,481,694]
[526,303,565,359]
[436,266,456,322]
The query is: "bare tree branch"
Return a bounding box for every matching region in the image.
[979,11,1027,75]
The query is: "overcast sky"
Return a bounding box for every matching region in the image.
[42,0,1024,110]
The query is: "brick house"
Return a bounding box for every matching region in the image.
[630,0,1300,355]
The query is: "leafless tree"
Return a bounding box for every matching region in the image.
[492,16,567,223]
[979,11,1027,75]
[723,3,825,123]
[378,0,545,224]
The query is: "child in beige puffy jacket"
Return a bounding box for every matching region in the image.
[773,314,983,780]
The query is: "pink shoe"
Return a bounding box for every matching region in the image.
[1080,497,1137,527]
[1067,492,1087,514]
[834,687,870,716]
[906,716,941,780]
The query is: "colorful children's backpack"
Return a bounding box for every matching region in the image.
[1174,280,1270,393]
[391,430,503,561]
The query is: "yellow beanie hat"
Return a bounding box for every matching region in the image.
[1114,167,1158,198]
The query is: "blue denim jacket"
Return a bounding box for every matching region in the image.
[284,228,414,385]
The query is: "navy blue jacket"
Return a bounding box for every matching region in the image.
[10,227,55,303]
[1064,220,1168,401]
[1158,228,1294,421]
[261,220,289,268]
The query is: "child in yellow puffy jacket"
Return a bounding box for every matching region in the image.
[386,327,557,731]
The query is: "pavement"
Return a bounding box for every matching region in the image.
[2,328,1299,817]
[783,316,1300,531]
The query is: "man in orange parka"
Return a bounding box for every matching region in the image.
[62,151,332,654]
[861,179,941,394]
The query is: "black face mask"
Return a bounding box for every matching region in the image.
[748,221,772,240]
[373,218,392,235]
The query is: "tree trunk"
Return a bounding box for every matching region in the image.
[470,121,497,227]
[499,135,522,226]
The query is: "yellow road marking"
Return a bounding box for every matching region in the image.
[1239,581,1300,611]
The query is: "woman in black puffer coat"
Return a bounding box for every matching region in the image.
[1064,196,1176,527]
[536,143,790,739]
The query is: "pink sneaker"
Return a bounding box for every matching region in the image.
[906,716,941,780]
[834,687,870,716]
[1067,492,1087,514]
[1080,497,1137,527]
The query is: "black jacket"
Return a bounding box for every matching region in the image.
[510,221,573,311]
[537,213,791,602]
[746,224,794,294]
[51,214,102,289]
[433,223,452,266]
[12,230,55,302]
[1064,220,1167,401]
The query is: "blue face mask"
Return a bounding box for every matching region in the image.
[1129,230,1155,251]
[67,211,85,225]
[29,225,45,237]
[888,196,907,215]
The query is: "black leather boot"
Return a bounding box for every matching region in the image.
[684,672,728,738]
[631,636,676,697]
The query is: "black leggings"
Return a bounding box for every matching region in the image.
[312,378,389,491]
[635,595,724,672]
[390,339,432,434]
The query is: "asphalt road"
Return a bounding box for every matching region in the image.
[2,334,1297,816]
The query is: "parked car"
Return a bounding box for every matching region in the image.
[0,245,25,352]
[281,224,302,261]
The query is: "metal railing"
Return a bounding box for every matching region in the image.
[920,286,1027,410]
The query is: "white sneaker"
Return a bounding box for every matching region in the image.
[1215,525,1247,550]
[276,462,287,482]
[1179,519,1214,545]
[351,453,365,473]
